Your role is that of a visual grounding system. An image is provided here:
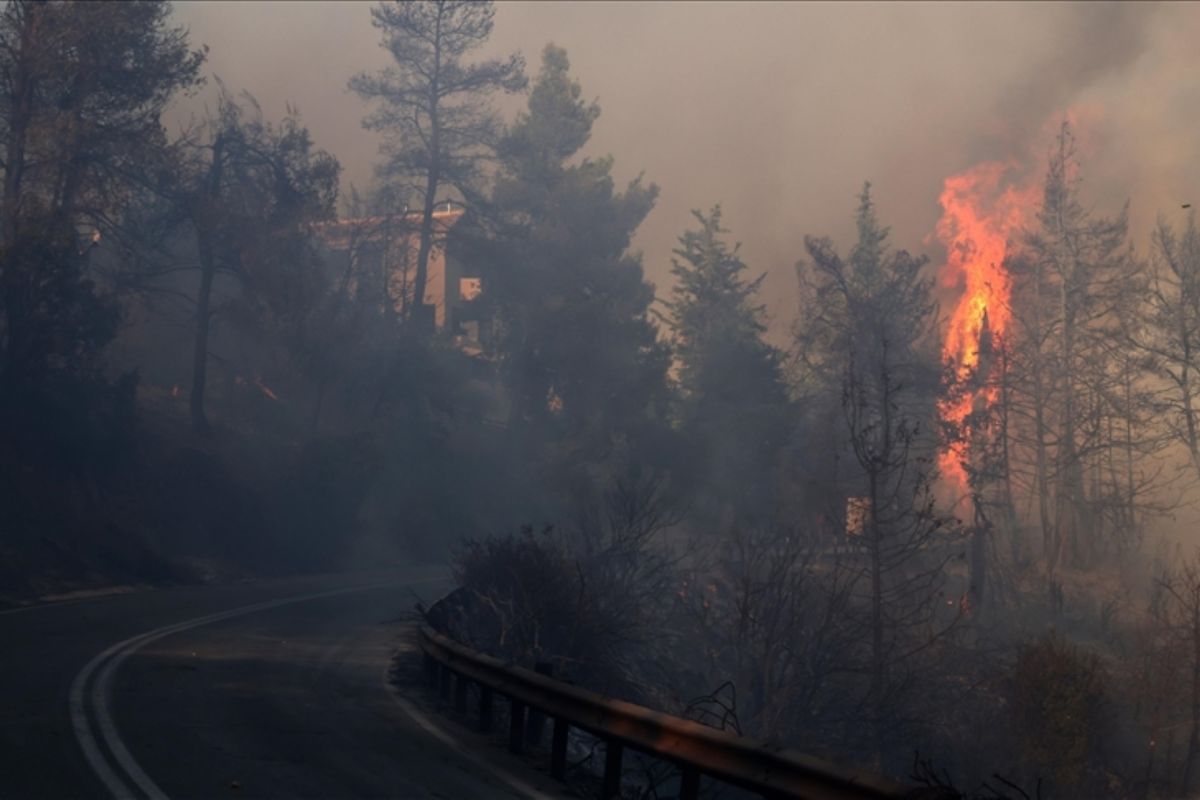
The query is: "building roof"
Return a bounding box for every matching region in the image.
[312,207,465,250]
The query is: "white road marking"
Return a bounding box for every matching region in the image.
[379,658,557,800]
[69,582,406,800]
[0,594,117,616]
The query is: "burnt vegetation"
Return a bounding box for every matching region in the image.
[1,1,1198,798]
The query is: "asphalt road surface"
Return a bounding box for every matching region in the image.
[0,569,560,799]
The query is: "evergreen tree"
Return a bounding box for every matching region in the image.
[351,0,525,330]
[794,186,954,762]
[796,184,938,408]
[118,92,341,434]
[793,183,941,529]
[665,206,791,525]
[481,44,669,492]
[0,0,204,390]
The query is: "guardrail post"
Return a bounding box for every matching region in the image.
[438,664,452,702]
[479,686,493,733]
[602,741,623,799]
[550,717,569,780]
[526,661,553,746]
[424,652,436,687]
[454,672,469,714]
[679,766,700,800]
[508,699,526,754]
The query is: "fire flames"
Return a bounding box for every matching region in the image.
[936,162,1037,491]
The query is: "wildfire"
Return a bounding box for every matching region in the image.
[935,161,1037,490]
[253,376,279,402]
[234,375,281,402]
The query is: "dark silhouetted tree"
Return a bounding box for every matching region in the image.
[664,206,791,526]
[1007,123,1151,569]
[351,0,525,330]
[0,0,203,389]
[150,92,339,433]
[481,44,668,489]
[795,186,955,765]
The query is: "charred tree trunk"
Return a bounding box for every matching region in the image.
[0,4,39,382]
[190,238,216,434]
[1,2,38,248]
[1184,584,1200,794]
[867,466,885,763]
[1184,622,1200,793]
[998,340,1019,561]
[1027,263,1056,570]
[189,133,225,435]
[409,19,443,334]
[1056,267,1085,570]
[969,503,989,609]
[412,165,439,331]
[1177,319,1200,480]
[50,65,91,234]
[1124,361,1137,545]
[866,353,894,764]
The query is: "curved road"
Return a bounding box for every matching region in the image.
[0,570,557,799]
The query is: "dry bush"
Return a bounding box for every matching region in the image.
[674,526,857,746]
[1009,632,1110,795]
[445,474,683,694]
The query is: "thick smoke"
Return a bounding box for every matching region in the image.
[976,2,1158,164]
[170,2,1195,337]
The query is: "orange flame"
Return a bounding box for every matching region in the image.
[936,162,1037,490]
[253,376,279,402]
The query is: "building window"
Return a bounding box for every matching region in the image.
[459,277,482,301]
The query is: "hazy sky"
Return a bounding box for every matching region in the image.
[171,1,1200,338]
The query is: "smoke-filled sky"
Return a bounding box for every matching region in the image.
[171,1,1200,339]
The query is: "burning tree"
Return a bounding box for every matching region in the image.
[937,122,1166,589]
[941,310,1019,607]
[934,160,1033,607]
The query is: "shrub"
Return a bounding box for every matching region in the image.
[1010,631,1110,793]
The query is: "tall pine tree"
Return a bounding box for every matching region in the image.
[351,0,525,330]
[480,44,668,493]
[665,206,791,527]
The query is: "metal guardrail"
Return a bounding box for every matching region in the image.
[418,625,937,800]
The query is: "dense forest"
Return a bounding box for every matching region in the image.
[2,1,1200,798]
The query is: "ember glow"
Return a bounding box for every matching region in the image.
[936,162,1037,490]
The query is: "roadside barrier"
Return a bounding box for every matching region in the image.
[418,625,945,800]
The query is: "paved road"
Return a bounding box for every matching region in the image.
[0,570,549,799]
